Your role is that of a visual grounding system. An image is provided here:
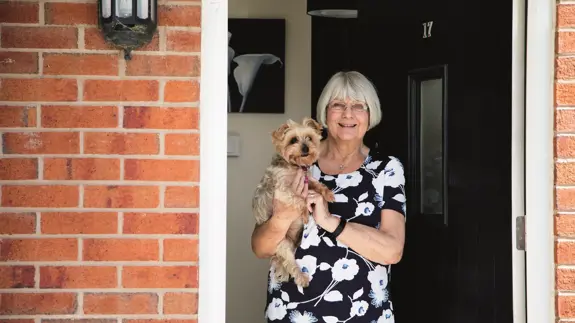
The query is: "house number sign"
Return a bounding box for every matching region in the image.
[422,21,433,38]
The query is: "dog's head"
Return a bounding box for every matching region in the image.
[271,117,323,167]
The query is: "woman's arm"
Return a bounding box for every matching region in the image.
[308,156,407,264]
[251,204,300,259]
[322,210,405,264]
[251,168,309,258]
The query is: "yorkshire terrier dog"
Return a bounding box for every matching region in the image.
[252,117,335,288]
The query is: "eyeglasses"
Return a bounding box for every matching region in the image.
[328,101,368,114]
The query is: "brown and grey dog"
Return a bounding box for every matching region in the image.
[252,117,335,288]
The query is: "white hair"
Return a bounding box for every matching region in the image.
[315,71,382,130]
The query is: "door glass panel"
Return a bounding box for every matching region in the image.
[420,78,443,215]
[407,64,447,224]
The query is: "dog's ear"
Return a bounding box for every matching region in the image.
[271,122,290,145]
[302,117,322,133]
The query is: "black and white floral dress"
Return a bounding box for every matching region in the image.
[264,154,407,323]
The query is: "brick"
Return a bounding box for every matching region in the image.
[0,213,36,234]
[0,52,38,74]
[0,320,35,323]
[557,163,575,185]
[40,266,117,288]
[2,185,79,207]
[560,32,575,54]
[43,320,115,323]
[558,240,575,265]
[557,109,575,132]
[0,293,76,315]
[84,132,159,155]
[559,4,575,28]
[0,239,78,261]
[122,266,198,288]
[164,239,198,261]
[558,268,575,290]
[165,134,200,155]
[42,105,118,128]
[126,55,200,77]
[557,57,575,80]
[1,27,78,49]
[555,83,575,106]
[0,2,39,23]
[164,293,198,314]
[84,27,160,51]
[44,54,118,76]
[0,79,77,101]
[559,295,575,317]
[0,266,35,288]
[124,107,199,129]
[83,186,159,208]
[557,214,575,237]
[41,212,118,234]
[84,293,158,314]
[45,3,98,25]
[158,5,201,27]
[83,239,158,261]
[123,213,198,234]
[164,186,199,208]
[167,30,201,52]
[164,81,199,102]
[44,158,120,180]
[0,105,37,127]
[558,137,575,158]
[124,159,199,181]
[3,132,79,154]
[84,80,159,102]
[558,188,575,211]
[0,158,38,180]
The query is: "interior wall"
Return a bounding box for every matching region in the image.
[226,0,311,322]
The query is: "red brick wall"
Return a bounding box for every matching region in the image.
[0,1,201,321]
[557,3,575,320]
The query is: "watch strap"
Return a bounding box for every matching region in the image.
[331,218,347,239]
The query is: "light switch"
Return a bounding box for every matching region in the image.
[227,132,241,157]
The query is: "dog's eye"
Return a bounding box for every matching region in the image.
[289,137,298,145]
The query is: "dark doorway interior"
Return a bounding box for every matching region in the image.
[311,0,514,322]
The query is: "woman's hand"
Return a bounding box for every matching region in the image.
[306,190,339,232]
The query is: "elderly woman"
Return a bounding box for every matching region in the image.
[251,71,406,323]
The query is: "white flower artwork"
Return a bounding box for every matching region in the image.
[227,19,285,113]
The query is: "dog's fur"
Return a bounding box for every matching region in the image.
[252,117,335,288]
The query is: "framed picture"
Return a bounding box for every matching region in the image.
[228,18,286,114]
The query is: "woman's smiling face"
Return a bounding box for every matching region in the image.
[325,98,370,142]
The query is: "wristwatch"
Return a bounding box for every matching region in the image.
[329,217,347,239]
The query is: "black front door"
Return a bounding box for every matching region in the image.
[352,0,514,322]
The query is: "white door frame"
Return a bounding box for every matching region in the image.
[197,0,556,321]
[524,0,556,322]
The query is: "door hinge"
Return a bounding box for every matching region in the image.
[516,215,525,251]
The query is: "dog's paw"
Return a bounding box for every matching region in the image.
[274,268,289,283]
[323,190,335,203]
[294,273,310,288]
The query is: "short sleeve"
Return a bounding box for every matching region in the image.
[380,157,406,217]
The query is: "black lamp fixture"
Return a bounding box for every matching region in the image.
[97,0,157,60]
[307,0,358,19]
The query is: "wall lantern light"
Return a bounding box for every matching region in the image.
[307,0,358,18]
[98,0,157,60]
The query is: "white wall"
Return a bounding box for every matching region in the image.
[226,0,311,322]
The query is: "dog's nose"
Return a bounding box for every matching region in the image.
[301,144,309,156]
